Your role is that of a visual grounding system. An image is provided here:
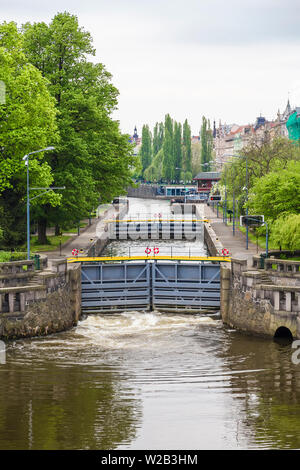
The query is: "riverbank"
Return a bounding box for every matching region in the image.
[0,258,81,340]
[201,203,300,339]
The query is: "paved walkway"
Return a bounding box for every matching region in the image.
[203,204,260,265]
[42,205,116,259]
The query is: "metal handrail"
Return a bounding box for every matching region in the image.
[68,255,231,263]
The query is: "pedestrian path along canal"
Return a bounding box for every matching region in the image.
[1,198,300,449]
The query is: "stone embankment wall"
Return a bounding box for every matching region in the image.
[221,259,300,339]
[0,258,81,340]
[203,217,300,339]
[203,222,223,256]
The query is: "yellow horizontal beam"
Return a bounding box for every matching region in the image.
[104,219,210,223]
[67,255,231,263]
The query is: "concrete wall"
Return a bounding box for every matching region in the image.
[203,222,223,256]
[0,259,81,340]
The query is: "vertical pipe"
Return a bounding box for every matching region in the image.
[265,222,269,259]
[232,168,235,236]
[246,156,249,250]
[27,158,30,260]
[224,166,227,225]
[233,190,235,236]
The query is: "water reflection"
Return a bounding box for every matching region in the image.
[220,331,300,449]
[0,331,142,450]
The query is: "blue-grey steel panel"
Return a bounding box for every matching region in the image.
[81,261,220,313]
[81,262,151,313]
[151,262,220,311]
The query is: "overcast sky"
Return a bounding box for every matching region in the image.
[2,0,300,135]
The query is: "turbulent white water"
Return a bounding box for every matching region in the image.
[75,311,219,351]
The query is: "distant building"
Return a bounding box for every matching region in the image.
[130,126,142,155]
[213,99,296,167]
[193,171,221,194]
[133,126,139,142]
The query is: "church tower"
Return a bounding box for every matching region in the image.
[133,126,139,142]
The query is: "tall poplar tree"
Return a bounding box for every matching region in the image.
[200,116,213,170]
[173,122,182,183]
[158,122,164,152]
[162,114,175,182]
[182,119,192,181]
[153,121,164,156]
[140,124,152,174]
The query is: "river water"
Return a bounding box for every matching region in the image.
[1,198,300,450]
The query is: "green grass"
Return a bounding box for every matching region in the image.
[0,251,28,262]
[62,222,87,233]
[27,235,71,252]
[237,225,279,251]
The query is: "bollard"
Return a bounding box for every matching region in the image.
[260,253,266,269]
[34,254,40,270]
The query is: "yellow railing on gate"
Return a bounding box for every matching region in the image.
[67,255,231,263]
[103,219,210,223]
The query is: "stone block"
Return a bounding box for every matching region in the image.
[286,292,292,312]
[274,291,280,311]
[8,293,14,313]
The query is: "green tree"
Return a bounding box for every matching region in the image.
[162,114,175,182]
[173,121,182,183]
[271,214,300,250]
[182,119,192,180]
[143,149,164,182]
[140,124,152,175]
[0,21,59,247]
[220,137,300,204]
[162,137,174,182]
[248,160,300,221]
[200,116,213,170]
[191,140,202,176]
[22,12,136,242]
[153,121,165,157]
[158,122,164,152]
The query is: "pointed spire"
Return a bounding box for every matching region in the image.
[133,126,138,141]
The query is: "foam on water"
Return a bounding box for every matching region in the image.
[73,311,218,351]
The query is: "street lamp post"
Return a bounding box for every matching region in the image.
[224,164,228,225]
[232,166,235,236]
[23,147,57,260]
